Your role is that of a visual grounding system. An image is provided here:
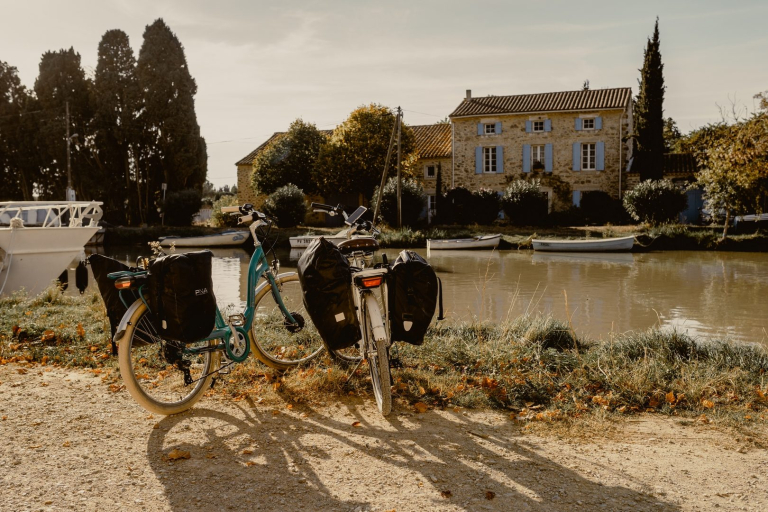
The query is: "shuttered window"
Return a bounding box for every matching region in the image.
[532,120,545,132]
[582,143,596,170]
[483,147,497,173]
[531,145,545,170]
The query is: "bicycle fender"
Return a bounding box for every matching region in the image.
[254,271,297,297]
[113,298,145,345]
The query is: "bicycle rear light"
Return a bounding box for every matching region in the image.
[360,276,383,288]
[114,277,134,289]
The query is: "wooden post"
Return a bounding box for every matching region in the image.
[396,107,402,228]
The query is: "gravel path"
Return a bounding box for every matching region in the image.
[1,364,766,511]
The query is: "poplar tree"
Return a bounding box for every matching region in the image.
[634,18,666,181]
[137,18,207,208]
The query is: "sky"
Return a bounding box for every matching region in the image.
[2,0,767,188]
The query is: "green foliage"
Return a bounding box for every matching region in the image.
[471,188,501,225]
[433,163,444,224]
[315,104,417,198]
[440,187,474,225]
[162,188,202,226]
[633,19,666,181]
[580,191,626,225]
[252,119,326,195]
[623,179,687,225]
[371,177,425,227]
[262,184,308,227]
[501,179,547,225]
[210,195,240,228]
[663,116,682,152]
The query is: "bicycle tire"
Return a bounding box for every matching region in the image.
[118,300,219,415]
[249,273,325,371]
[363,298,392,416]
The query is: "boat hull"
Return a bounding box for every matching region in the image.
[531,236,634,252]
[159,231,250,247]
[289,235,374,249]
[427,234,501,251]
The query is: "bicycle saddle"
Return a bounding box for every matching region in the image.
[337,238,379,254]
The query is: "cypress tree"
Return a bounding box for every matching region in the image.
[634,18,666,181]
[137,18,207,214]
[434,162,443,224]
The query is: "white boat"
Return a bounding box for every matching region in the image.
[0,201,103,297]
[427,234,501,251]
[531,235,634,252]
[158,230,250,247]
[289,228,374,249]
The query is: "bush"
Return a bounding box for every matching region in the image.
[580,191,626,225]
[371,177,425,227]
[210,195,240,228]
[471,188,501,225]
[501,180,547,225]
[623,179,688,225]
[440,187,474,225]
[162,189,202,226]
[262,184,308,227]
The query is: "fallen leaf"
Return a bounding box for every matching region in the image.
[1,416,7,421]
[167,449,190,460]
[245,461,257,467]
[62,441,71,447]
[16,368,27,375]
[702,399,715,409]
[485,491,496,500]
[76,324,85,337]
[242,449,254,455]
[206,453,217,459]
[666,391,676,404]
[414,402,428,413]
[272,410,280,416]
[41,330,55,342]
[418,386,426,395]
[285,404,293,410]
[440,490,453,498]
[352,421,362,427]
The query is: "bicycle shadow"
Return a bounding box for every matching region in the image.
[147,400,680,511]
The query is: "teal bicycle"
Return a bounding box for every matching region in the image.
[112,204,323,415]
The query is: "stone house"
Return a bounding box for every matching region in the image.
[448,87,633,211]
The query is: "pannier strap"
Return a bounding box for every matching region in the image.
[436,277,445,321]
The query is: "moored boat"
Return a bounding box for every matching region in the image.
[427,234,501,251]
[158,230,250,248]
[289,228,374,249]
[531,235,634,252]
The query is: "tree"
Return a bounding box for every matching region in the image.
[633,18,666,181]
[370,177,425,227]
[251,119,326,195]
[501,180,547,226]
[314,104,417,198]
[433,162,444,224]
[261,184,308,227]
[663,117,682,152]
[92,29,141,223]
[137,18,207,209]
[622,179,687,225]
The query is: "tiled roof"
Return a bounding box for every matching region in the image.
[236,124,452,166]
[664,153,699,174]
[449,87,632,117]
[411,124,452,158]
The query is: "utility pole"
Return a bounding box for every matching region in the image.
[396,106,402,228]
[65,101,75,201]
[372,109,399,226]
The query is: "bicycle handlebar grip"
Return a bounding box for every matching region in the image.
[311,202,335,210]
[221,206,241,213]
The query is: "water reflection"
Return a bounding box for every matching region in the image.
[68,247,768,344]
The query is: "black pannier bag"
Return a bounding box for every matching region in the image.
[146,250,217,343]
[388,250,442,345]
[88,254,139,354]
[297,237,361,351]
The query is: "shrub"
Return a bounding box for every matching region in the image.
[580,191,626,225]
[210,195,240,228]
[623,179,688,225]
[262,184,308,227]
[162,189,202,226]
[471,188,501,225]
[501,180,547,225]
[371,177,425,227]
[440,187,474,225]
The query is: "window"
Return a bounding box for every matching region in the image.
[425,165,435,178]
[484,123,496,134]
[582,143,596,170]
[483,147,497,173]
[582,118,595,130]
[531,145,545,169]
[533,120,545,132]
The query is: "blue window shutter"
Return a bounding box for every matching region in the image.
[476,147,482,174]
[522,145,531,173]
[596,141,605,170]
[496,146,504,173]
[544,119,552,132]
[495,121,502,134]
[573,190,581,207]
[572,143,581,171]
[595,116,603,130]
[545,143,553,172]
[477,123,483,136]
[575,118,582,131]
[525,120,532,133]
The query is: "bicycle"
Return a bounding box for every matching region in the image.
[310,203,393,416]
[112,204,324,415]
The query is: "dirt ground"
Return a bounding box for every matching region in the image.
[1,364,766,512]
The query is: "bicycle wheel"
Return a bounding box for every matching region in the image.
[250,273,325,370]
[363,298,392,416]
[118,300,219,415]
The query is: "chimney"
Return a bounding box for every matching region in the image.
[466,89,472,100]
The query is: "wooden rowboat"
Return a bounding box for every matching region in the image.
[427,234,501,251]
[289,228,373,249]
[531,235,634,252]
[158,230,250,248]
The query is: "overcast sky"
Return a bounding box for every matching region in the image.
[3,0,767,187]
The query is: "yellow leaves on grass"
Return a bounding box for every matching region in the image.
[702,399,715,409]
[76,324,85,338]
[414,402,428,413]
[41,331,55,342]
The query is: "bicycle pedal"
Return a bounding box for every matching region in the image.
[228,313,245,327]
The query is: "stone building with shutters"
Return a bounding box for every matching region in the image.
[448,87,633,211]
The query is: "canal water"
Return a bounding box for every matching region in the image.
[65,247,768,345]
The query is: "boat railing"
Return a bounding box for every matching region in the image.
[0,201,103,228]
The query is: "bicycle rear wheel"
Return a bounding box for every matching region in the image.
[250,273,325,371]
[363,298,392,416]
[118,300,219,415]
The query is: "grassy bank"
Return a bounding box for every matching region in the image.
[2,288,767,427]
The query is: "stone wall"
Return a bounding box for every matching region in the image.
[451,108,631,211]
[415,157,452,196]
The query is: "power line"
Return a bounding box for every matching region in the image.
[402,108,444,118]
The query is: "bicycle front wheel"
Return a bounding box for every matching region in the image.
[250,273,325,370]
[118,300,219,415]
[363,297,392,416]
